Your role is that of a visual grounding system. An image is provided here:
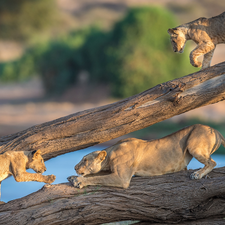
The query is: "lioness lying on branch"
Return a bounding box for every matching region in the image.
[0,150,55,203]
[68,124,225,189]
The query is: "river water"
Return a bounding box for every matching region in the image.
[2,146,225,203]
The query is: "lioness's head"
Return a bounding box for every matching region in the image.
[75,150,107,176]
[168,27,187,53]
[28,150,47,174]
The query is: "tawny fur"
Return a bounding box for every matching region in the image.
[0,150,55,203]
[68,124,225,189]
[168,11,225,69]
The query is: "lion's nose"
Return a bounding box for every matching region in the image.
[44,167,47,172]
[75,165,78,171]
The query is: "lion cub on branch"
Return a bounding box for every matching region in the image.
[68,124,225,189]
[0,150,55,202]
[168,11,225,69]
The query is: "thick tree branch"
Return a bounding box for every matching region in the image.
[1,62,225,160]
[1,168,225,224]
[1,63,225,224]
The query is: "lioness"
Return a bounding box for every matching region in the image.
[0,150,55,203]
[68,124,225,189]
[168,11,225,69]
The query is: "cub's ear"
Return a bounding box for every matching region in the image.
[97,151,107,162]
[167,28,175,35]
[32,149,41,158]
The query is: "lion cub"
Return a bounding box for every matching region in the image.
[0,150,55,203]
[168,11,225,69]
[68,124,225,189]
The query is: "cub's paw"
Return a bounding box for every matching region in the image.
[190,171,202,180]
[46,174,56,183]
[191,60,202,68]
[67,176,84,189]
[190,57,202,68]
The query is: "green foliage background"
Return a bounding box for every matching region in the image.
[0,0,58,42]
[0,6,197,98]
[105,7,196,97]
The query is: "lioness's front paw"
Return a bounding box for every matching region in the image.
[67,176,84,189]
[190,171,202,180]
[46,174,56,183]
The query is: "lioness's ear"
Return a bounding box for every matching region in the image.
[97,151,107,162]
[32,149,41,158]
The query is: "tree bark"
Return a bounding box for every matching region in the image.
[1,168,225,224]
[1,62,225,224]
[1,62,225,160]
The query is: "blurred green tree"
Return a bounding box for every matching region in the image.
[37,27,110,94]
[38,29,90,94]
[105,7,197,98]
[0,0,58,41]
[0,6,197,98]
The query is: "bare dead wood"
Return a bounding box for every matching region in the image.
[1,63,225,224]
[1,168,225,224]
[1,62,225,161]
[135,219,225,225]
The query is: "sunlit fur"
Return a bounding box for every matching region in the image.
[0,149,55,203]
[28,151,47,174]
[68,124,225,189]
[168,12,225,69]
[168,27,187,53]
[75,151,106,176]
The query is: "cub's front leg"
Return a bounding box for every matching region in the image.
[13,172,56,183]
[190,42,215,68]
[202,49,215,69]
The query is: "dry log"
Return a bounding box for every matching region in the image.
[1,62,225,224]
[1,62,225,160]
[1,168,225,224]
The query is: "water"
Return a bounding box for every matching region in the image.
[2,146,225,203]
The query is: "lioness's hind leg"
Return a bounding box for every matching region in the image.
[190,156,216,180]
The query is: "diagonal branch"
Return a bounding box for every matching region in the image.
[1,62,225,161]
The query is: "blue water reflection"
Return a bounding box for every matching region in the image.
[2,146,225,203]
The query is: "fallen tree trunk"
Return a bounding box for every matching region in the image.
[1,62,225,160]
[1,63,225,224]
[1,168,225,224]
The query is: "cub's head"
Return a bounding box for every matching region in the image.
[168,27,187,53]
[75,150,107,176]
[28,150,47,174]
